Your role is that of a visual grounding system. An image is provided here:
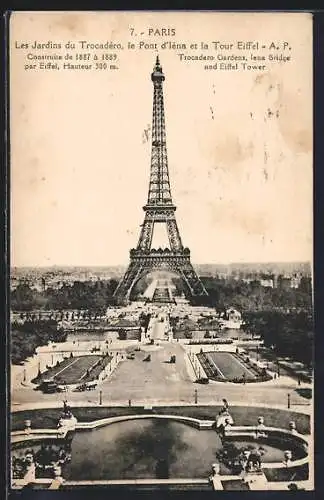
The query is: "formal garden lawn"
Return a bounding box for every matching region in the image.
[205,352,257,380]
[34,355,103,385]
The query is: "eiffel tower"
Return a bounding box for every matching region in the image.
[114,56,208,303]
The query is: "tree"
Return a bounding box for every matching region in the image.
[243,310,314,366]
[11,279,119,312]
[11,320,67,364]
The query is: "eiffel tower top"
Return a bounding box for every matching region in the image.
[151,55,165,83]
[146,56,174,209]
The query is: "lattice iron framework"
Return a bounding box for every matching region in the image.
[114,57,208,302]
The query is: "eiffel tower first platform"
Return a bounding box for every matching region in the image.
[114,57,208,303]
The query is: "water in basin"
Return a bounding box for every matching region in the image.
[12,418,304,481]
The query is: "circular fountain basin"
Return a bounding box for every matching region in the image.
[12,418,307,481]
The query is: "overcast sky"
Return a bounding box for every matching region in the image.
[10,11,312,267]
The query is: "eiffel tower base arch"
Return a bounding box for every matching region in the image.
[114,249,208,304]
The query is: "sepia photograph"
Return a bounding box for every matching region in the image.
[9,11,313,491]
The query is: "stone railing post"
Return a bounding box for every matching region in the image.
[256,415,266,437]
[289,421,297,434]
[54,465,62,479]
[24,419,31,434]
[257,416,264,426]
[284,450,292,466]
[211,463,220,476]
[209,463,222,490]
[24,462,36,483]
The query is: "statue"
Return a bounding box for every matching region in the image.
[57,400,77,431]
[62,400,72,418]
[219,399,229,414]
[216,410,234,434]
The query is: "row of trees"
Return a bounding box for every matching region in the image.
[11,280,119,312]
[199,277,312,312]
[12,276,312,313]
[244,310,314,367]
[11,320,68,365]
[171,275,312,312]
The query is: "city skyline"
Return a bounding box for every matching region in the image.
[10,260,313,268]
[10,260,312,275]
